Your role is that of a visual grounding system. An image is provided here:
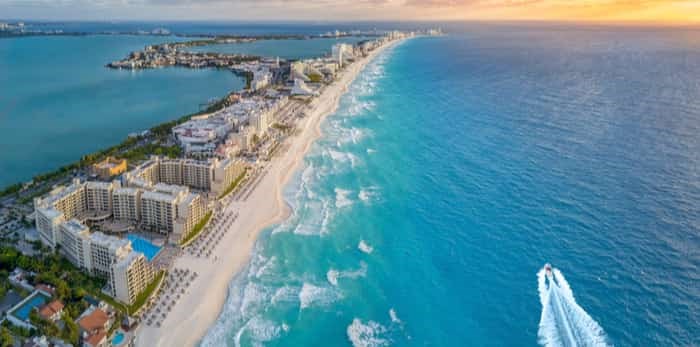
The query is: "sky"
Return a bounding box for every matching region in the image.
[2,0,700,23]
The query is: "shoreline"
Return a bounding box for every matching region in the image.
[134,37,405,347]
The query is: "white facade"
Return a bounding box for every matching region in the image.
[331,43,354,68]
[112,188,141,222]
[112,250,153,304]
[251,69,272,91]
[291,78,318,96]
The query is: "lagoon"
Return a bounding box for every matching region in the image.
[0,35,244,187]
[188,36,371,60]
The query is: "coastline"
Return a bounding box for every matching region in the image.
[134,37,405,347]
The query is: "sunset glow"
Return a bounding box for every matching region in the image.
[2,0,700,23]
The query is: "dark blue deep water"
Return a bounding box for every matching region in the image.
[202,26,700,347]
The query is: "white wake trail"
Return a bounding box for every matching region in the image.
[537,266,610,347]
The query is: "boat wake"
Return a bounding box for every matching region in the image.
[537,265,609,347]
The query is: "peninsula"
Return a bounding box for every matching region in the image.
[0,28,440,347]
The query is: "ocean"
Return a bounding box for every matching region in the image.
[2,22,699,347]
[200,26,700,347]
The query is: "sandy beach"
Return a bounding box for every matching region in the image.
[135,37,403,347]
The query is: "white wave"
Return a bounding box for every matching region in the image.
[366,148,377,154]
[345,100,375,117]
[347,318,389,347]
[326,269,340,286]
[290,199,332,236]
[389,308,401,323]
[254,256,276,279]
[335,188,354,208]
[234,316,282,347]
[240,282,271,316]
[358,186,380,204]
[299,283,341,310]
[350,127,366,144]
[326,149,361,169]
[271,285,299,305]
[358,240,374,254]
[327,262,368,286]
[537,266,609,347]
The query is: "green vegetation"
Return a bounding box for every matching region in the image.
[0,326,13,347]
[61,313,80,346]
[120,143,182,162]
[95,270,164,316]
[94,291,128,314]
[1,321,33,340]
[127,270,165,315]
[29,310,59,338]
[242,71,254,90]
[0,246,103,342]
[180,212,213,246]
[0,183,23,199]
[218,170,248,199]
[17,186,53,205]
[307,72,323,83]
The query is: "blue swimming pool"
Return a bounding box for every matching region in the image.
[112,331,125,346]
[127,234,162,261]
[11,292,48,321]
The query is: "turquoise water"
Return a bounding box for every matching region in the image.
[11,292,49,320]
[112,331,125,346]
[200,27,700,347]
[0,35,244,187]
[188,37,371,60]
[127,234,162,261]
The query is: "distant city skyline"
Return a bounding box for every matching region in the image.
[2,0,699,23]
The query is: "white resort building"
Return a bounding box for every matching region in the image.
[124,156,246,197]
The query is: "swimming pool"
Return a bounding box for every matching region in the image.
[127,234,162,261]
[111,331,125,346]
[10,292,49,321]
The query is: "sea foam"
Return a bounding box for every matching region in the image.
[299,283,341,310]
[537,266,609,347]
[326,262,368,286]
[335,188,354,208]
[358,240,374,254]
[347,318,389,347]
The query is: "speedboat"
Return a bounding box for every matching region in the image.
[543,263,558,289]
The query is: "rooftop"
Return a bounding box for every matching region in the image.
[38,300,64,320]
[89,232,132,254]
[78,307,109,332]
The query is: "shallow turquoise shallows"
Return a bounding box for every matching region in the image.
[200,27,700,347]
[0,35,244,187]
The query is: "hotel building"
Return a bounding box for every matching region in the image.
[125,156,246,197]
[91,157,127,180]
[53,219,153,305]
[112,187,141,222]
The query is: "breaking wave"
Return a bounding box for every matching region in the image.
[326,261,368,286]
[358,240,374,254]
[233,315,284,347]
[347,318,389,347]
[299,282,342,310]
[537,266,609,347]
[335,188,354,208]
[358,186,380,204]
